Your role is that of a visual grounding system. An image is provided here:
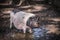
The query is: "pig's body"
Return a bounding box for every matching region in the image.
[10,11,35,33]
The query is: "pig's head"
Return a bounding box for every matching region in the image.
[26,15,40,28]
[10,10,36,33]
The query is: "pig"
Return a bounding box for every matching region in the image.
[9,10,35,33]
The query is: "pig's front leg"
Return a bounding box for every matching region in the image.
[27,26,32,33]
[23,26,26,33]
[29,28,32,33]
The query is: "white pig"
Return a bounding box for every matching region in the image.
[10,11,35,33]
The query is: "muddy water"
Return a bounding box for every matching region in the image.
[0,33,33,40]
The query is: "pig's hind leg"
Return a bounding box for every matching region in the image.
[10,14,13,28]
